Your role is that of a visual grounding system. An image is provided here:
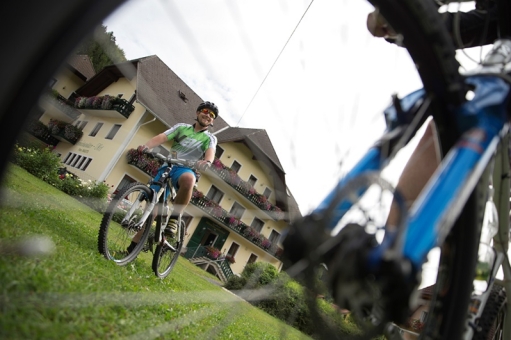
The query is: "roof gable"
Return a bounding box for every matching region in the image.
[67,54,96,81]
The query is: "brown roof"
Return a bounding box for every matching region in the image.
[74,55,229,132]
[67,54,96,81]
[215,127,302,221]
[215,127,284,172]
[73,56,301,220]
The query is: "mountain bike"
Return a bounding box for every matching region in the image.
[97,152,194,278]
[281,0,511,339]
[3,0,511,339]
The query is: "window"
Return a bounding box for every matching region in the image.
[269,230,281,244]
[74,120,81,127]
[105,124,121,140]
[215,146,224,159]
[77,157,87,169]
[78,121,88,130]
[71,155,82,167]
[248,254,258,264]
[206,185,224,204]
[420,311,428,323]
[128,91,136,105]
[89,122,103,137]
[82,158,92,171]
[178,90,188,102]
[48,78,57,88]
[251,218,264,233]
[248,175,257,186]
[63,152,92,171]
[227,242,239,257]
[117,175,136,193]
[152,145,169,157]
[229,202,245,219]
[63,152,72,163]
[263,187,272,199]
[231,160,241,173]
[67,153,77,165]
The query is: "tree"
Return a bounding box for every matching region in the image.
[74,25,127,72]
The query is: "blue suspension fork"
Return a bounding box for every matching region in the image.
[314,75,509,273]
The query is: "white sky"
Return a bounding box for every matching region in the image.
[104,0,483,214]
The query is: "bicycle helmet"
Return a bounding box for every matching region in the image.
[197,101,219,119]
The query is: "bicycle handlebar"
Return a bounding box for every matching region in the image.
[145,151,198,169]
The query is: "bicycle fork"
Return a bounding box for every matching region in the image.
[121,189,159,229]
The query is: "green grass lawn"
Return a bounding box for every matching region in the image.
[0,164,309,340]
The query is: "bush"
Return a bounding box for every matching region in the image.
[224,275,247,290]
[11,145,61,183]
[241,262,279,287]
[227,262,355,337]
[10,145,110,211]
[255,276,315,334]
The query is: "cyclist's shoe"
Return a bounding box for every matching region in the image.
[164,219,178,237]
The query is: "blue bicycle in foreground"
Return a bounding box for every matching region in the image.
[283,1,511,339]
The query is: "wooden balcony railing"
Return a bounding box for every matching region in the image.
[190,193,283,259]
[209,159,284,220]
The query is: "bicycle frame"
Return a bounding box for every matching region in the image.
[120,168,172,232]
[314,74,511,335]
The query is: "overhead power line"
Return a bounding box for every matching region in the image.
[236,0,316,126]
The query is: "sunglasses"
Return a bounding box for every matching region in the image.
[199,108,215,119]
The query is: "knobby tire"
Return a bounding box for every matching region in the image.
[98,182,153,266]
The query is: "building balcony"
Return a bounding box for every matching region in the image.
[74,95,135,119]
[25,120,60,147]
[39,91,82,123]
[209,159,284,220]
[126,149,162,177]
[47,119,83,145]
[190,192,284,259]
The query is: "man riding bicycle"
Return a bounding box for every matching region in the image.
[126,101,219,253]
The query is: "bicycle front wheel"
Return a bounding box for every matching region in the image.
[152,219,185,278]
[98,182,154,265]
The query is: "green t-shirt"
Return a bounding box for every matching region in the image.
[163,123,217,161]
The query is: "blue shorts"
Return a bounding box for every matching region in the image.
[150,165,195,199]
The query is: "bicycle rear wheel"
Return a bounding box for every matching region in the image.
[152,219,185,278]
[98,182,154,265]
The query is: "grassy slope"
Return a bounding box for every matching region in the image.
[0,164,309,340]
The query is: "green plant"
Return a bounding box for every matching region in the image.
[241,262,278,287]
[10,145,61,183]
[224,275,247,290]
[126,148,162,176]
[0,165,311,339]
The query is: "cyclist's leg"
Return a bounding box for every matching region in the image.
[128,168,167,247]
[387,119,441,226]
[169,167,196,216]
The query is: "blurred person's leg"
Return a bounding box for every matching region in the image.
[387,120,441,227]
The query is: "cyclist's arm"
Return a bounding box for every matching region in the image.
[140,133,168,151]
[203,147,215,164]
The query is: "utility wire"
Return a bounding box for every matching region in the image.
[235,0,315,126]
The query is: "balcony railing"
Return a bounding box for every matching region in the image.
[190,193,284,259]
[26,120,60,146]
[126,149,162,177]
[209,159,284,220]
[74,95,135,119]
[48,119,83,145]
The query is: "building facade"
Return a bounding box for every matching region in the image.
[26,54,302,278]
